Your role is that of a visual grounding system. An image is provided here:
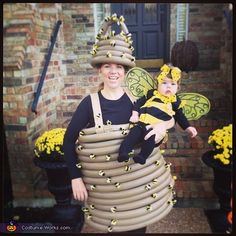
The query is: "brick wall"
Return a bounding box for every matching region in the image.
[3,3,232,205]
[56,3,101,126]
[3,3,67,199]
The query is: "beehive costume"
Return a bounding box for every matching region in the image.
[70,15,176,232]
[118,64,191,165]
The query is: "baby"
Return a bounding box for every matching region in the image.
[118,64,197,164]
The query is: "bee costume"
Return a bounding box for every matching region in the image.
[66,15,210,232]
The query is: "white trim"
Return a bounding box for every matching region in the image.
[93,3,106,39]
[176,3,189,41]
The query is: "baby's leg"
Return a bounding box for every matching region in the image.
[118,126,143,162]
[133,131,156,164]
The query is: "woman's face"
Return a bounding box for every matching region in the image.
[98,64,125,89]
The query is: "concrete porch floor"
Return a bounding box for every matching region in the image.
[81,208,212,234]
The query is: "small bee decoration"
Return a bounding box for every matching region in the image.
[86,213,92,220]
[76,163,82,169]
[122,129,128,135]
[120,31,125,37]
[111,207,117,213]
[145,184,152,191]
[124,165,131,172]
[90,185,96,190]
[89,154,96,160]
[99,170,105,176]
[106,51,112,58]
[110,40,116,47]
[106,177,112,183]
[151,193,158,199]
[111,13,118,21]
[128,150,134,157]
[96,33,101,40]
[108,226,113,232]
[77,145,83,151]
[90,50,96,56]
[105,154,111,161]
[82,207,89,213]
[128,45,134,52]
[106,120,112,125]
[167,199,177,205]
[111,219,117,225]
[165,163,172,168]
[152,178,158,184]
[114,182,121,189]
[146,205,152,211]
[131,57,135,62]
[168,184,173,190]
[89,204,95,210]
[154,160,160,166]
[173,175,177,180]
[105,16,110,22]
[79,131,85,136]
[98,28,104,34]
[119,15,125,23]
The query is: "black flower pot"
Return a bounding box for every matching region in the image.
[202,150,232,213]
[34,158,84,232]
[202,150,232,233]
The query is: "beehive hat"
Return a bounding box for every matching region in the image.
[90,14,136,68]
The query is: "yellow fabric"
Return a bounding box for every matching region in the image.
[153,91,177,104]
[156,64,181,84]
[139,91,176,125]
[139,113,165,125]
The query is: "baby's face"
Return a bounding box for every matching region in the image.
[157,77,178,97]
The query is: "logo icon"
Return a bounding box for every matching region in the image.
[6,221,17,232]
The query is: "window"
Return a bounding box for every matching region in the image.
[93,4,105,37]
[176,4,189,41]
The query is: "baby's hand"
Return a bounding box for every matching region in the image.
[129,114,139,123]
[185,126,197,138]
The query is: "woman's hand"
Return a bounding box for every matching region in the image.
[144,118,175,143]
[71,178,88,202]
[129,110,139,123]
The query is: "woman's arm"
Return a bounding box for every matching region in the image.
[144,118,175,143]
[63,95,92,201]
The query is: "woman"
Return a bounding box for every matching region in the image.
[63,15,175,233]
[63,63,174,232]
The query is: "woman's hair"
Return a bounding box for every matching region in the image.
[98,82,104,91]
[95,63,129,72]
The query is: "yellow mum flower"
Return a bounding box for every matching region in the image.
[34,128,66,162]
[208,124,232,165]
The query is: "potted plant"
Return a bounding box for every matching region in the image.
[34,128,66,163]
[205,124,232,166]
[33,128,84,232]
[202,124,232,233]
